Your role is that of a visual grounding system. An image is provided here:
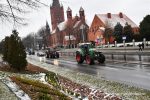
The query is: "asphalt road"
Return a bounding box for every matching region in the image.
[28,55,150,90]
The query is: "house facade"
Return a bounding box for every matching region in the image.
[88,12,139,44]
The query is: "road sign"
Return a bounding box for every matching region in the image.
[122,36,126,40]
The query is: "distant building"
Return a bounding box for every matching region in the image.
[88,12,139,44]
[49,0,89,48]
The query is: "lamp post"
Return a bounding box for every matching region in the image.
[69,32,71,48]
[99,35,103,48]
[80,24,85,43]
[122,36,126,62]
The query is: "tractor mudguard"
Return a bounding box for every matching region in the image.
[76,49,84,56]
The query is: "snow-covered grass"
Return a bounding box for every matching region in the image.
[28,58,150,100]
[0,81,18,100]
[2,77,31,100]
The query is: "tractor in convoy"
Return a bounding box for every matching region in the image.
[76,41,105,65]
[45,47,59,59]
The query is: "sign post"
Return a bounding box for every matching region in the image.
[122,36,126,62]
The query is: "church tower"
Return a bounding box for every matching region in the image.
[66,7,72,20]
[50,0,64,30]
[79,7,85,22]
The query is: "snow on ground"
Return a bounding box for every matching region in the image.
[27,57,150,100]
[21,73,48,84]
[2,77,31,100]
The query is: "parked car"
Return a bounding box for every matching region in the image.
[45,47,59,58]
[28,49,35,55]
[37,51,45,57]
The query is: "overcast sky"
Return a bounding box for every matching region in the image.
[0,0,150,41]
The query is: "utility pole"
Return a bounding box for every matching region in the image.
[69,32,71,48]
[80,24,85,43]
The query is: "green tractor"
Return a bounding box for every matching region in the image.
[76,42,105,65]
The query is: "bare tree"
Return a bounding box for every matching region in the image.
[0,0,48,25]
[37,25,50,49]
[22,33,35,49]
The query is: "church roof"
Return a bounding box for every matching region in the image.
[73,21,81,28]
[79,7,84,11]
[52,0,60,7]
[67,7,72,11]
[51,17,88,34]
[96,13,138,28]
[57,21,67,31]
[51,29,56,34]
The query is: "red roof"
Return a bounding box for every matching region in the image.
[96,13,138,28]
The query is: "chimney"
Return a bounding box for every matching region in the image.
[107,13,111,18]
[119,12,123,18]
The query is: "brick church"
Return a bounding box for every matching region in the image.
[49,0,89,48]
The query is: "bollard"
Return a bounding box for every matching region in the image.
[115,41,117,47]
[107,42,110,48]
[132,39,135,47]
[143,38,146,48]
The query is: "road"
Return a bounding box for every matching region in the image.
[28,55,150,90]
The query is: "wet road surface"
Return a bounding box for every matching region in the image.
[28,55,150,90]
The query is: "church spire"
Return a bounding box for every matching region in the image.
[79,7,85,21]
[67,7,72,20]
[50,0,64,30]
[52,0,60,7]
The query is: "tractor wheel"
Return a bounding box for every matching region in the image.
[98,54,105,63]
[76,53,84,64]
[86,55,94,65]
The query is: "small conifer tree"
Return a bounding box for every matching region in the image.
[140,15,150,41]
[123,22,133,42]
[2,29,27,71]
[113,22,123,43]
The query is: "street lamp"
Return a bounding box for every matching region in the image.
[122,36,126,62]
[69,32,71,48]
[80,24,85,43]
[99,35,103,47]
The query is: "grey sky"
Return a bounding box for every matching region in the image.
[0,0,150,41]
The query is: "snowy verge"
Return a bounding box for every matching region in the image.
[2,77,31,100]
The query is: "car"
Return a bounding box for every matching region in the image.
[37,51,45,57]
[28,49,35,55]
[45,47,59,58]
